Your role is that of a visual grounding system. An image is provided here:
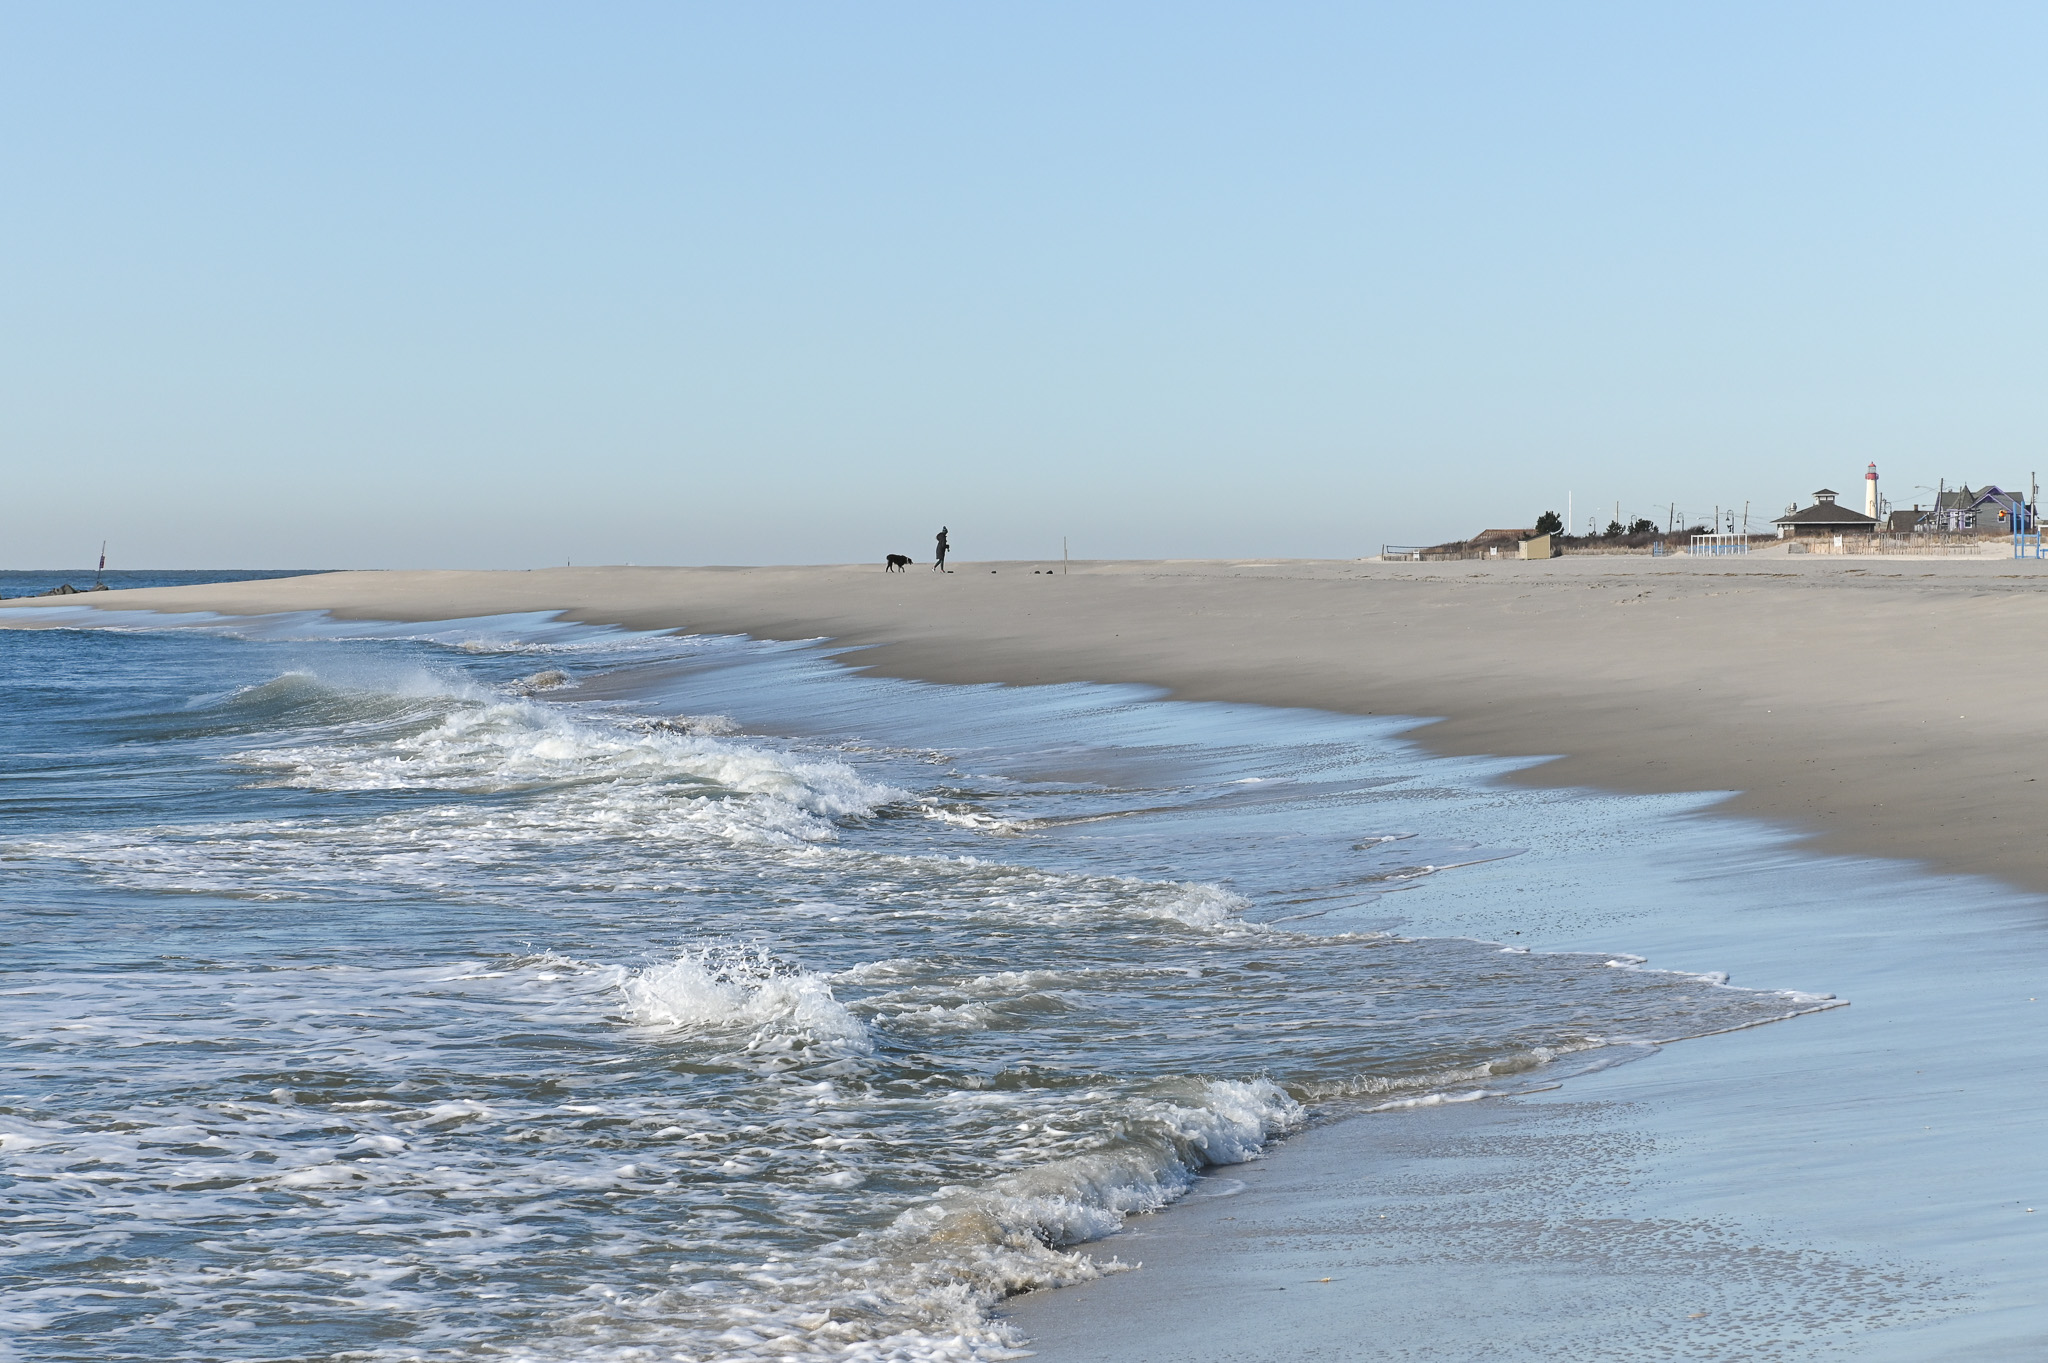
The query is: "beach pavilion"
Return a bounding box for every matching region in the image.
[1772,488,1879,539]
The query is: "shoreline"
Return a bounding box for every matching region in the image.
[9,562,2047,1356]
[7,555,2048,893]
[1008,795,2048,1360]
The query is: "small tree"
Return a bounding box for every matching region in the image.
[1604,519,1625,537]
[1533,510,1563,536]
[1628,517,1657,535]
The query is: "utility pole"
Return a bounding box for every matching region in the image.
[1063,537,1068,575]
[1668,503,1674,534]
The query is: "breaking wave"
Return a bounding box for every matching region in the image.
[0,614,1850,1362]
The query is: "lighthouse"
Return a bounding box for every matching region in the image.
[1865,461,1879,519]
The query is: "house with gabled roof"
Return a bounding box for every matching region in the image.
[1772,489,1879,539]
[1902,485,2028,534]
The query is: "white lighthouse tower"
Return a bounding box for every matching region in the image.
[1865,461,1879,519]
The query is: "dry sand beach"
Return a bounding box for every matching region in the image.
[7,556,2047,1360]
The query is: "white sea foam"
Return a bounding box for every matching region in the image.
[4,671,917,905]
[621,947,873,1053]
[716,1077,1306,1363]
[1297,1043,1600,1103]
[231,683,897,820]
[1135,881,1252,928]
[1363,1087,1504,1111]
[0,943,1294,1363]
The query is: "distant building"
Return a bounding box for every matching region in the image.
[1900,485,2029,534]
[1772,489,1879,538]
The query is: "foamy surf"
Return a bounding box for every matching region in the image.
[621,945,874,1052]
[0,609,1848,1362]
[226,673,900,816]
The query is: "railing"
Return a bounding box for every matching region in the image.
[1380,545,1429,561]
[1798,534,1990,555]
[1689,533,1750,556]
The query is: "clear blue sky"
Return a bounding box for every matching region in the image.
[5,3,2044,567]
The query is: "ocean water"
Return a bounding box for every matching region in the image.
[0,570,325,601]
[0,590,1841,1362]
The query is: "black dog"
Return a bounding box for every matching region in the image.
[884,554,912,572]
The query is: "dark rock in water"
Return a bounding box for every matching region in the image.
[516,669,573,691]
[39,584,79,596]
[89,583,110,591]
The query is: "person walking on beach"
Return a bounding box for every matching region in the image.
[934,526,949,572]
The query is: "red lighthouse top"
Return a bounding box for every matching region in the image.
[1867,462,1878,479]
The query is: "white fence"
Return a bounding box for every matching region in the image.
[1689,533,1750,556]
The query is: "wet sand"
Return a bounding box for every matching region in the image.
[1005,807,2048,1360]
